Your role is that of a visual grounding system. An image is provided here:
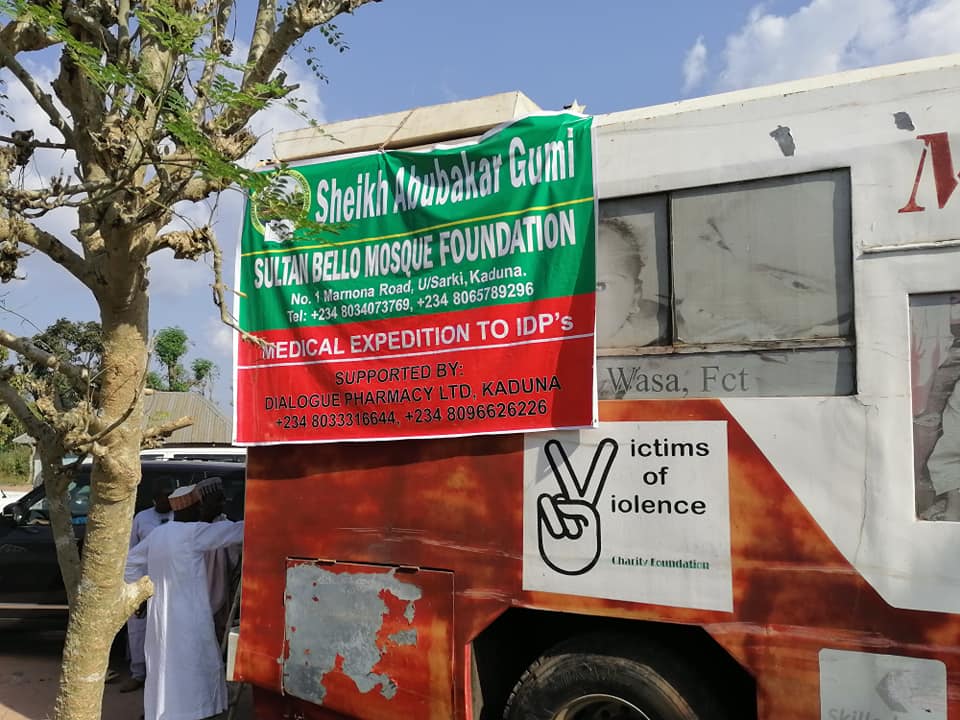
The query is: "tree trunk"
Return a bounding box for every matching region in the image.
[40,449,82,606]
[53,286,154,720]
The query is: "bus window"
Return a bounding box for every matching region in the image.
[910,292,960,522]
[671,170,852,344]
[597,169,855,399]
[596,195,670,348]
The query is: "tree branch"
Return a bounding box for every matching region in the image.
[116,0,132,59]
[0,134,70,152]
[44,461,82,606]
[119,577,154,624]
[247,0,277,70]
[191,0,234,123]
[126,8,178,170]
[0,387,85,607]
[148,124,257,213]
[0,371,49,441]
[0,329,90,389]
[62,5,117,56]
[210,231,268,349]
[149,226,215,259]
[227,0,380,131]
[0,216,95,288]
[0,44,75,145]
[179,176,234,203]
[0,17,56,55]
[1,179,117,212]
[142,415,192,446]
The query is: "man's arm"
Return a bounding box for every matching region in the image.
[194,520,245,552]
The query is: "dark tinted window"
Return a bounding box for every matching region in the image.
[136,470,189,513]
[207,468,245,520]
[25,470,91,524]
[26,462,245,522]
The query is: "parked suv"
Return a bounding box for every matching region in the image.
[138,446,246,464]
[0,460,245,619]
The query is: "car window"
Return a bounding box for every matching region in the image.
[670,170,852,344]
[139,465,245,519]
[171,453,247,463]
[23,463,245,523]
[211,469,245,521]
[137,470,189,513]
[26,472,91,525]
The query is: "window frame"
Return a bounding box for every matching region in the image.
[595,168,856,358]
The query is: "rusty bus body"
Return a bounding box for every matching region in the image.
[233,55,960,719]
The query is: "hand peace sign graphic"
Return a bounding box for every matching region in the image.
[537,438,619,576]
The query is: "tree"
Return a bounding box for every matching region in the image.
[191,356,218,399]
[147,326,218,394]
[154,326,189,391]
[26,318,103,408]
[0,1,378,718]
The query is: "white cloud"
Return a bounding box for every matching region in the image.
[206,316,235,356]
[0,65,79,250]
[682,35,709,93]
[690,0,960,92]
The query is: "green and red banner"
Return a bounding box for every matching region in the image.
[234,113,597,444]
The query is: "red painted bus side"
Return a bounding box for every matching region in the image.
[236,400,960,719]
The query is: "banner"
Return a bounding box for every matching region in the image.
[234,114,597,444]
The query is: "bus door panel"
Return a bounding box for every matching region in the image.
[282,559,454,720]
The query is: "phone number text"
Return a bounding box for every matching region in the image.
[408,399,549,423]
[275,411,398,429]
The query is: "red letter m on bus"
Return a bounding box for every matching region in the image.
[900,132,960,213]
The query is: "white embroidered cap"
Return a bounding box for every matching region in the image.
[168,484,199,511]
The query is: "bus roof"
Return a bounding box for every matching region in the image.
[274,53,960,164]
[273,91,541,163]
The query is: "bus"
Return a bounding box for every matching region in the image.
[232,54,960,720]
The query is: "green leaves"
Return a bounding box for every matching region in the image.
[137,2,207,55]
[26,318,104,410]
[151,326,218,395]
[1,0,360,239]
[303,22,347,81]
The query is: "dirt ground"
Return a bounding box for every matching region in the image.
[0,627,251,720]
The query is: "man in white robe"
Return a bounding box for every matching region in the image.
[121,487,174,693]
[125,479,244,720]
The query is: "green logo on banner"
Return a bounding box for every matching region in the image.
[250,169,311,245]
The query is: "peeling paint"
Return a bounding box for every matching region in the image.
[388,629,418,646]
[770,125,796,156]
[894,111,915,131]
[282,564,422,706]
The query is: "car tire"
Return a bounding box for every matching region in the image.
[502,633,728,720]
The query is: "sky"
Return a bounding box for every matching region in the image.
[3,0,960,413]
